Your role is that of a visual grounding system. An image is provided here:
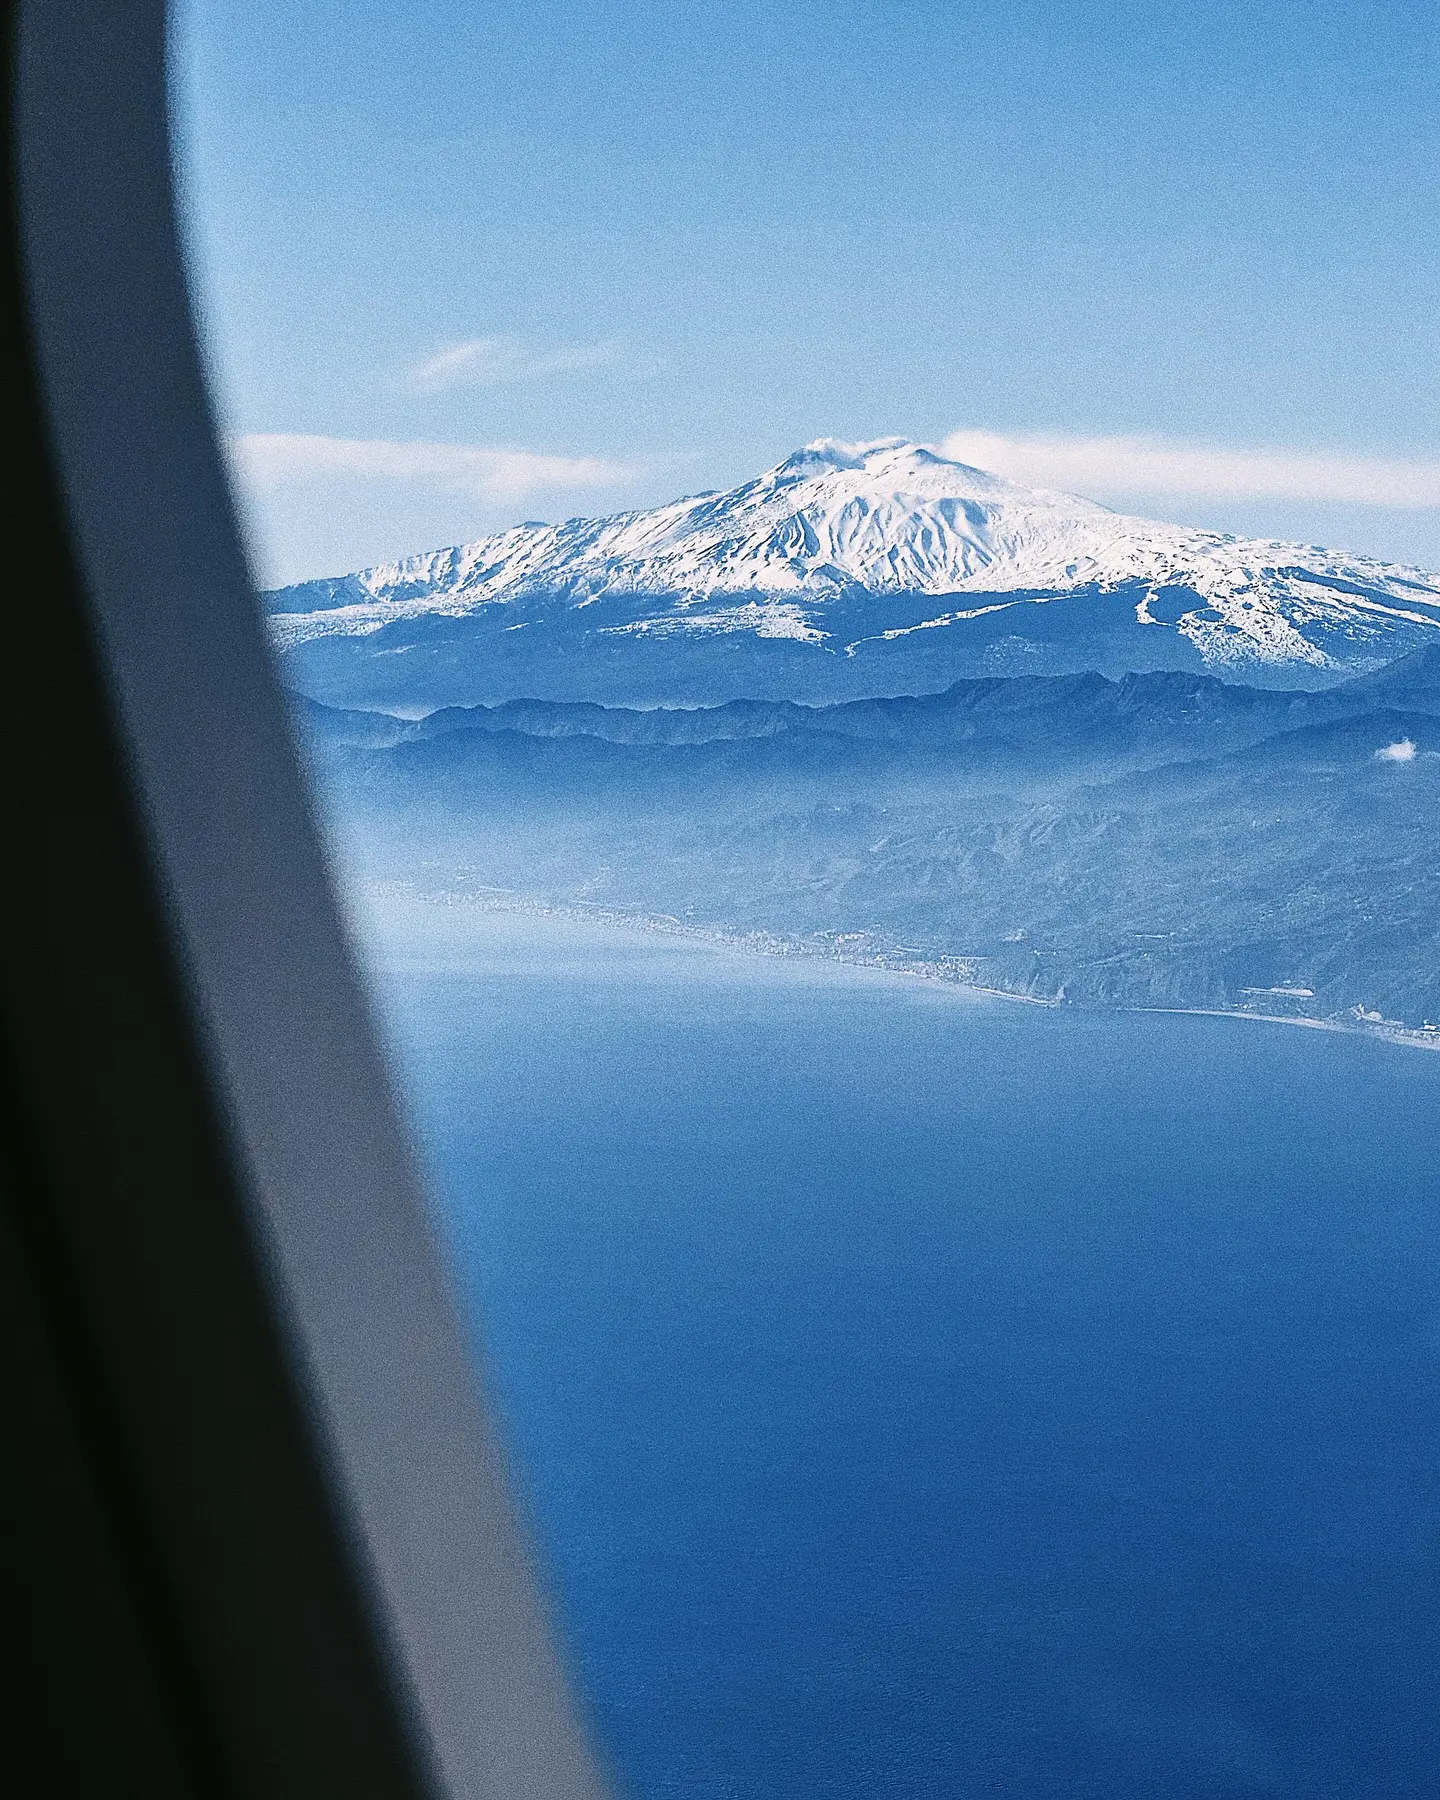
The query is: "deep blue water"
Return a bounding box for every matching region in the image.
[365,903,1440,1800]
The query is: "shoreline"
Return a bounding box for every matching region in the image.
[360,880,1440,1053]
[1133,1005,1440,1053]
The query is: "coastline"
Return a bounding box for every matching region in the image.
[357,879,1440,1053]
[1132,1005,1440,1053]
[358,880,1060,1008]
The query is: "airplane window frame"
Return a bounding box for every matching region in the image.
[4,3,599,1795]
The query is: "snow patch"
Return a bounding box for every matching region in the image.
[266,438,1440,676]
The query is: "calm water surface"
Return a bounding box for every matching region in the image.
[361,899,1440,1800]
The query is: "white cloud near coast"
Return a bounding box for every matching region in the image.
[405,335,621,393]
[231,433,637,504]
[939,430,1440,510]
[225,432,663,585]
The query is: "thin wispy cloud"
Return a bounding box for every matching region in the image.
[231,433,639,503]
[939,430,1440,511]
[406,335,622,393]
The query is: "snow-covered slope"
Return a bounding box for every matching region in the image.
[269,439,1440,707]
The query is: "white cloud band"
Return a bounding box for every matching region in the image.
[230,433,637,504]
[939,429,1440,510]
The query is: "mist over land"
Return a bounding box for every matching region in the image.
[297,651,1440,1037]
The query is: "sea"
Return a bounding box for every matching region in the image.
[356,893,1440,1800]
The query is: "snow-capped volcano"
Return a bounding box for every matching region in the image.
[269,439,1440,710]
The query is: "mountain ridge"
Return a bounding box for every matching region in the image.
[270,439,1440,710]
[298,643,1440,763]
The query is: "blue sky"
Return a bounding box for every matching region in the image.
[172,0,1440,584]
